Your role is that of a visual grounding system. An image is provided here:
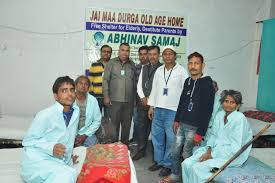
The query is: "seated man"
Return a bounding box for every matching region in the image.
[21,76,80,183]
[182,90,252,183]
[74,76,101,147]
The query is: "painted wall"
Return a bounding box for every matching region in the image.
[270,0,275,18]
[0,0,271,116]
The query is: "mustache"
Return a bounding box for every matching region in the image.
[190,69,198,72]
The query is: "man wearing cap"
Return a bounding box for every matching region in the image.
[162,52,215,183]
[147,46,188,177]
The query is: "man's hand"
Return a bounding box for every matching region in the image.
[140,97,148,106]
[53,143,66,158]
[148,106,154,120]
[72,154,79,165]
[104,96,112,107]
[199,148,212,162]
[74,135,88,147]
[173,121,180,134]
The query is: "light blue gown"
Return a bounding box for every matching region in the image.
[182,110,252,183]
[20,102,80,183]
[77,94,101,146]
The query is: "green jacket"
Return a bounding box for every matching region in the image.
[103,57,136,103]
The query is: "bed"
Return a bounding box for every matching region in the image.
[0,146,138,183]
[240,107,275,136]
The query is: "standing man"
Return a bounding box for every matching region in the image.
[147,46,188,177]
[132,45,162,160]
[130,45,149,146]
[21,76,79,183]
[103,42,136,145]
[89,45,112,116]
[74,75,102,147]
[163,52,215,183]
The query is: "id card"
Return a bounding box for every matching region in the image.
[163,88,168,96]
[121,70,125,76]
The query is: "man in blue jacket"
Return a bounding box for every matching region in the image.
[74,75,101,147]
[21,76,80,183]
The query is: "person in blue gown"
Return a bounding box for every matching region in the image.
[21,76,80,183]
[182,90,252,183]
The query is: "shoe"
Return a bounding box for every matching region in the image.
[159,167,171,177]
[148,163,162,171]
[132,151,145,161]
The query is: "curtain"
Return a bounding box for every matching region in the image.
[257,18,275,112]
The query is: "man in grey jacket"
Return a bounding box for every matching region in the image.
[103,42,136,145]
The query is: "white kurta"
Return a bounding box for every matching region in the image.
[20,102,80,183]
[182,110,252,183]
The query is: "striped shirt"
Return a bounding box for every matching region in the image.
[89,61,105,98]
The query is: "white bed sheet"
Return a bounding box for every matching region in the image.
[0,115,32,139]
[0,147,138,183]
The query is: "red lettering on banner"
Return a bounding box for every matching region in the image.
[118,13,139,24]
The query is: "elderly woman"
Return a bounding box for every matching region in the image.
[182,90,252,183]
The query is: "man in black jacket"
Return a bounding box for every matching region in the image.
[163,52,215,182]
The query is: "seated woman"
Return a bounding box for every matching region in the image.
[182,90,252,183]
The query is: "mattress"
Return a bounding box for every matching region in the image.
[0,147,138,183]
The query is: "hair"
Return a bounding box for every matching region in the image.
[119,42,130,48]
[100,44,112,52]
[75,75,90,87]
[52,76,75,94]
[138,45,148,53]
[188,52,204,63]
[220,90,243,105]
[148,45,160,54]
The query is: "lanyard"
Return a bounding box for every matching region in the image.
[163,65,175,87]
[188,77,197,100]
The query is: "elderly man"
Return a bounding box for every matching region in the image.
[21,76,80,183]
[103,42,136,145]
[74,75,101,147]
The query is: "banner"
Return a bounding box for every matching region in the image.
[85,8,188,67]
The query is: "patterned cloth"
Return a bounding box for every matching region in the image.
[77,144,130,183]
[244,110,275,123]
[214,156,275,182]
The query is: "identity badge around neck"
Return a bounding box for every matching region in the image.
[188,100,193,112]
[163,87,168,96]
[121,69,125,76]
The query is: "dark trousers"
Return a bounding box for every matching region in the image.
[137,102,152,154]
[109,101,134,144]
[96,98,109,117]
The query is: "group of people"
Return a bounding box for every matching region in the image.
[20,42,253,183]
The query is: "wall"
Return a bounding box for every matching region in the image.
[270,0,275,18]
[0,0,271,116]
